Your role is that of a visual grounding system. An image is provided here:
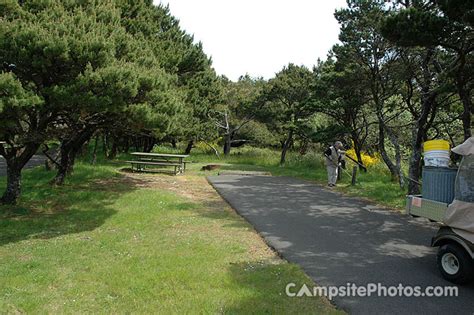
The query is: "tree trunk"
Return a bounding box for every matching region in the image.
[1,162,22,205]
[377,117,399,182]
[141,138,147,153]
[351,134,365,171]
[184,140,194,155]
[457,83,472,141]
[223,133,232,156]
[408,50,437,195]
[355,149,364,170]
[91,134,99,165]
[53,144,74,186]
[371,73,400,182]
[407,107,431,195]
[171,139,177,148]
[109,137,119,159]
[280,129,294,165]
[408,134,423,195]
[103,134,109,158]
[1,143,40,205]
[122,138,130,153]
[143,137,155,153]
[79,140,89,158]
[53,129,95,185]
[385,125,405,188]
[408,111,435,194]
[134,137,140,152]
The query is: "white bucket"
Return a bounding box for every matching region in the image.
[424,150,450,167]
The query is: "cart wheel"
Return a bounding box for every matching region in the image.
[437,243,474,284]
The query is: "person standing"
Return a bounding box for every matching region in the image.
[324,141,344,187]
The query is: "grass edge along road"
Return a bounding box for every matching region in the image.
[153,146,408,210]
[0,161,340,314]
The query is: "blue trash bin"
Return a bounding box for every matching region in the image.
[422,166,458,204]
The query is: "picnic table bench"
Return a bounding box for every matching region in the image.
[126,152,189,175]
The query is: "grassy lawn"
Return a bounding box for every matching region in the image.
[0,161,339,314]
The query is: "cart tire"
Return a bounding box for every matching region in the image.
[437,243,474,284]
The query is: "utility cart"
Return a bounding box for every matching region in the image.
[406,137,474,284]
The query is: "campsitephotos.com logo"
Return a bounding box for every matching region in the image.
[285,283,459,300]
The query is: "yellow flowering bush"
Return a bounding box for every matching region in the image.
[345,148,380,167]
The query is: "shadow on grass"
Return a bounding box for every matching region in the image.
[198,198,251,230]
[222,260,334,313]
[0,163,147,247]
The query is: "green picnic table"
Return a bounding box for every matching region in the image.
[126,152,189,175]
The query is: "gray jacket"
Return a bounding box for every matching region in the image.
[325,146,343,167]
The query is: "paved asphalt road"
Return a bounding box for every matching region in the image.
[0,155,46,177]
[208,175,474,314]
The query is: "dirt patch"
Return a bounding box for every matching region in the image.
[200,164,222,171]
[122,172,218,202]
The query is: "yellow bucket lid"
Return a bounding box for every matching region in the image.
[424,140,450,152]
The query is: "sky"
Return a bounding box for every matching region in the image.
[154,0,347,81]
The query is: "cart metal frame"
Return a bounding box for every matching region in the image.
[406,195,448,222]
